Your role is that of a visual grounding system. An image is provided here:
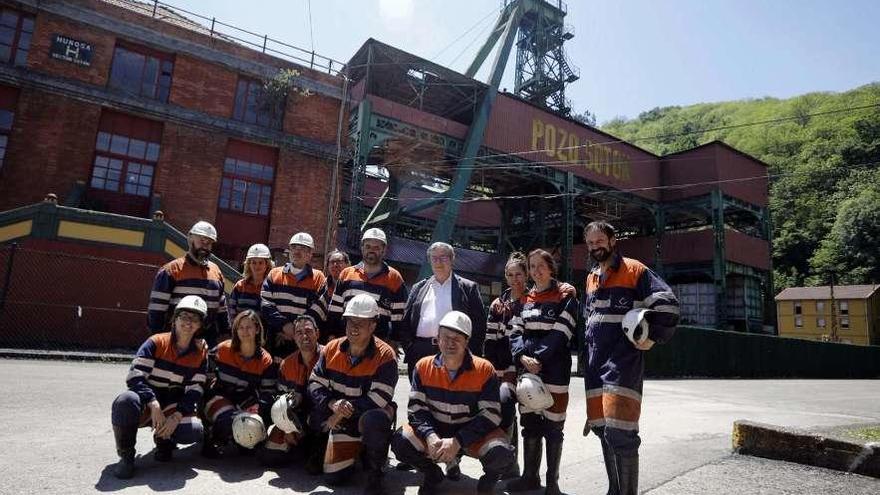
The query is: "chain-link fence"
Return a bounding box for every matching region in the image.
[0,243,157,353]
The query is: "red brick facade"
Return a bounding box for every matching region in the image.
[0,0,346,267]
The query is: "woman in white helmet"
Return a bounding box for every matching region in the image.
[227,243,274,325]
[201,309,276,457]
[109,295,210,479]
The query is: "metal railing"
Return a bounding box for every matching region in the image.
[106,0,346,75]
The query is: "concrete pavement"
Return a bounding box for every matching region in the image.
[0,359,878,494]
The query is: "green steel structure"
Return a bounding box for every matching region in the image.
[340,3,772,331]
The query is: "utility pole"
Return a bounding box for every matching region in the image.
[829,270,839,343]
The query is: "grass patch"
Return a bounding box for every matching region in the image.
[845,427,880,442]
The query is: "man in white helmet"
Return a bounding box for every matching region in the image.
[327,228,408,348]
[261,231,329,358]
[391,311,514,495]
[309,294,399,495]
[583,221,679,495]
[259,315,327,473]
[148,220,228,347]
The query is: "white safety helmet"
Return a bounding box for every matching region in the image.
[175,295,208,319]
[270,393,304,434]
[246,243,272,260]
[361,228,387,245]
[516,373,554,411]
[622,308,651,347]
[289,232,315,249]
[232,412,267,449]
[343,293,380,319]
[189,221,217,241]
[438,311,472,339]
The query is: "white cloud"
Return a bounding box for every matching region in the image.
[378,0,415,24]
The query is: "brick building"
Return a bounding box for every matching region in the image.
[0,0,348,264]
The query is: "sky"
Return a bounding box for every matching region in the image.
[165,0,880,124]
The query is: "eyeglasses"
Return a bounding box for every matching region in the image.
[430,255,451,263]
[176,313,202,325]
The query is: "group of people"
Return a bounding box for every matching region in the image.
[109,218,680,495]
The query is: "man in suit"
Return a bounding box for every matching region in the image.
[402,242,487,380]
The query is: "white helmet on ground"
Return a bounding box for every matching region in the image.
[438,311,472,339]
[175,295,208,319]
[189,221,217,241]
[271,393,304,434]
[361,228,387,245]
[516,373,554,410]
[246,243,272,260]
[343,293,380,319]
[232,412,267,449]
[622,308,651,347]
[289,232,315,249]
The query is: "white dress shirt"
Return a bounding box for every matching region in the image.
[415,275,453,338]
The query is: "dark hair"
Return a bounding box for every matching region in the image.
[326,249,350,267]
[293,315,319,332]
[505,251,528,275]
[584,221,617,239]
[231,310,265,352]
[527,249,557,277]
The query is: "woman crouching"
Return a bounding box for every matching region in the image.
[110,295,210,479]
[201,309,277,457]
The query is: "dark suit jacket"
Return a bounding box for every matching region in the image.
[402,273,487,356]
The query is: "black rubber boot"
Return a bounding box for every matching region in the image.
[501,419,521,480]
[445,454,462,480]
[544,437,564,495]
[505,436,542,492]
[153,437,176,462]
[200,427,224,459]
[616,454,638,495]
[112,426,136,479]
[417,463,445,495]
[596,429,620,495]
[477,472,501,494]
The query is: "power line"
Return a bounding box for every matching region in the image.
[354,159,880,204]
[431,6,499,62]
[306,0,315,53]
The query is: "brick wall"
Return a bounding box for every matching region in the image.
[268,148,337,257]
[151,122,227,230]
[0,88,101,210]
[169,53,238,119]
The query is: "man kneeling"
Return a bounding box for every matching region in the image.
[392,311,514,495]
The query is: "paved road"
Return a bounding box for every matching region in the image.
[0,359,878,494]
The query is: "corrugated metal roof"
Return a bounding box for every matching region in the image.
[774,285,880,301]
[336,228,505,277]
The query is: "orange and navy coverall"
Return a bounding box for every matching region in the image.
[485,288,520,431]
[308,336,398,477]
[391,353,514,477]
[509,280,578,442]
[148,255,228,346]
[203,340,276,446]
[326,262,408,343]
[261,263,328,356]
[261,345,325,461]
[111,332,208,446]
[584,253,679,455]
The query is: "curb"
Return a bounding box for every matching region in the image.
[732,420,880,478]
[0,348,133,363]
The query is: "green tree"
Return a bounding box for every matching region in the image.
[810,183,880,284]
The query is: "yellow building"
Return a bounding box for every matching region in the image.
[775,285,880,346]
